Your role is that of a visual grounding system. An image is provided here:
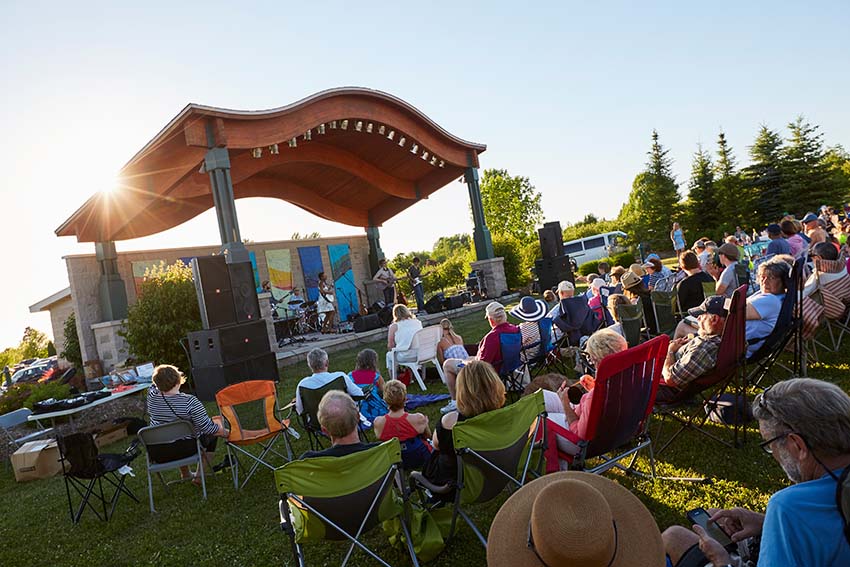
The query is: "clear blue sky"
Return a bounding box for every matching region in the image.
[1,0,848,348]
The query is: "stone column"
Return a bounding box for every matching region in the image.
[95,241,128,321]
[471,257,508,298]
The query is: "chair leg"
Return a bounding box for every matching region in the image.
[147,467,156,513]
[457,508,487,547]
[432,357,446,384]
[399,509,421,567]
[198,455,207,501]
[410,365,427,391]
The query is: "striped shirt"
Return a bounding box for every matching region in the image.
[147,385,219,437]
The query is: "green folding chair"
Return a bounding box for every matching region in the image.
[650,290,678,337]
[409,390,546,547]
[617,302,646,347]
[275,439,418,567]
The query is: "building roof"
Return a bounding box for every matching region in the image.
[29,287,71,313]
[56,87,486,243]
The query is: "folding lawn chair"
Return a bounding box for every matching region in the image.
[616,301,648,347]
[276,438,419,567]
[559,335,668,478]
[1,408,53,456]
[295,377,366,451]
[520,318,560,377]
[650,289,679,337]
[746,260,803,387]
[654,286,748,454]
[554,297,599,346]
[57,432,140,523]
[409,390,547,547]
[216,380,294,489]
[498,331,525,396]
[137,420,207,513]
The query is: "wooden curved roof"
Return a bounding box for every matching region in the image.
[56,87,486,242]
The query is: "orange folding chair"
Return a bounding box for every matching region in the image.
[216,380,294,489]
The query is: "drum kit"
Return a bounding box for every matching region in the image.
[273,295,321,338]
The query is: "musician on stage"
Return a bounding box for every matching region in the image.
[373,258,396,305]
[407,256,426,312]
[317,272,336,333]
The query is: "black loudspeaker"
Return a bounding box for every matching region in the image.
[423,293,446,315]
[354,313,383,332]
[192,352,278,402]
[377,305,393,326]
[192,256,236,329]
[535,255,574,294]
[538,221,564,259]
[442,294,465,310]
[369,301,386,314]
[188,320,270,367]
[228,261,260,323]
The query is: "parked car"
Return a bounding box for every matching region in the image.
[10,359,58,385]
[562,231,628,266]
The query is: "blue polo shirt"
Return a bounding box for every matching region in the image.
[759,468,849,566]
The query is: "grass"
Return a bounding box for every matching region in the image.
[0,303,848,567]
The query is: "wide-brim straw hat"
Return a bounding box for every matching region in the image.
[510,296,548,322]
[487,471,664,567]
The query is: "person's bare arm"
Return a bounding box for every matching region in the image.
[411,413,431,438]
[373,416,385,438]
[745,303,762,320]
[387,323,397,349]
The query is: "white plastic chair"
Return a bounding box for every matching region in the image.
[388,325,444,391]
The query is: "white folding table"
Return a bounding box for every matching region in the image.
[27,383,151,426]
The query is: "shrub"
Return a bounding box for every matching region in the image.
[23,381,71,410]
[120,261,202,375]
[578,260,601,277]
[429,254,469,292]
[0,384,35,414]
[60,311,83,372]
[492,233,529,289]
[610,251,636,267]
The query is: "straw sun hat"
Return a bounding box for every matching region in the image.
[486,471,664,567]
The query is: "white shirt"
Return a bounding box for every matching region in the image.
[392,318,423,351]
[295,371,363,414]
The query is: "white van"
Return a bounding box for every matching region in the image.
[563,231,628,265]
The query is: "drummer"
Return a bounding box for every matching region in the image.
[288,287,306,313]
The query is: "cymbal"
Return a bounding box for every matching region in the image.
[301,300,317,308]
[288,299,305,305]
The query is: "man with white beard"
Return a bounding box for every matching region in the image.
[662,378,850,567]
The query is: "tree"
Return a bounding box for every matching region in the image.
[479,169,543,243]
[618,130,681,250]
[742,125,785,226]
[18,327,50,360]
[685,144,717,239]
[822,145,850,203]
[60,311,83,371]
[781,116,837,215]
[291,231,321,239]
[714,131,750,232]
[562,218,618,242]
[491,233,529,289]
[431,234,472,262]
[119,261,202,375]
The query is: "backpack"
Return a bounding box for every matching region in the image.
[350,371,389,425]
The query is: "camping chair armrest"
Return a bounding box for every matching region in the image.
[409,471,453,495]
[279,400,296,414]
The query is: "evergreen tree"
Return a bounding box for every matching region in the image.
[619,130,681,250]
[714,131,750,232]
[781,116,836,215]
[742,125,785,225]
[822,145,850,204]
[685,145,717,238]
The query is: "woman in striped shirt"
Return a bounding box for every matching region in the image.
[146,365,229,480]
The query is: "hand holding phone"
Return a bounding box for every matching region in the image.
[687,507,735,551]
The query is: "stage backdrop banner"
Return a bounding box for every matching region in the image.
[328,243,360,323]
[297,246,323,303]
[131,260,166,296]
[265,249,293,301]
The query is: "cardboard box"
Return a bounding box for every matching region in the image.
[12,439,62,482]
[94,423,128,449]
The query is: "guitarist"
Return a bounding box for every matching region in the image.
[407,256,427,312]
[373,258,397,306]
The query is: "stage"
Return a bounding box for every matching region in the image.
[273,294,519,367]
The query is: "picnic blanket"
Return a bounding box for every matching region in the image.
[405,394,451,411]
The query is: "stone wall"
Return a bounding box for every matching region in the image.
[48,296,74,361]
[65,234,370,368]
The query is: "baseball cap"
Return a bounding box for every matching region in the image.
[717,242,740,260]
[801,212,819,223]
[688,295,729,317]
[694,240,706,250]
[557,281,575,293]
[767,223,782,235]
[485,301,506,318]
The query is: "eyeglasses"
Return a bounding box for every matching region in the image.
[759,431,791,454]
[756,387,795,454]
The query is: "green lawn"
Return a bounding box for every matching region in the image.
[0,305,848,567]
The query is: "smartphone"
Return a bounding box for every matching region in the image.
[686,507,735,551]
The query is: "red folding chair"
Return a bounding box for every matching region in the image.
[653,285,748,453]
[550,335,669,478]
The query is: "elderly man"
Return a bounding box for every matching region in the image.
[804,241,849,297]
[802,212,828,246]
[295,348,363,415]
[546,280,575,318]
[440,301,519,414]
[663,378,850,566]
[300,390,378,458]
[657,296,726,402]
